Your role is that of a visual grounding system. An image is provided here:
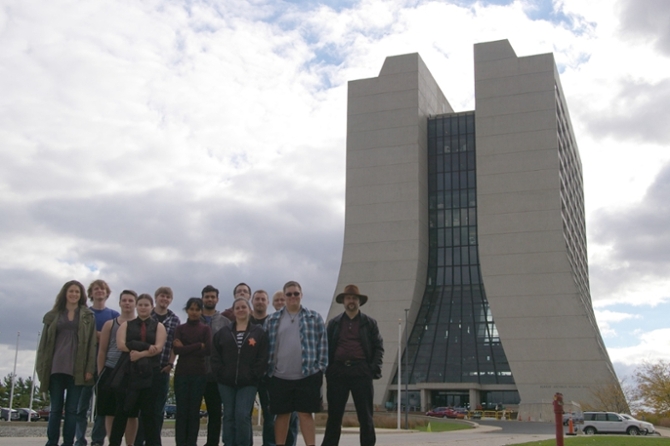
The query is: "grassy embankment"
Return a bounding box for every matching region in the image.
[515,437,670,445]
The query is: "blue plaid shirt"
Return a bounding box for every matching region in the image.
[264,306,328,378]
[151,308,180,367]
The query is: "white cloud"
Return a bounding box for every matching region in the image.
[0,0,669,382]
[608,328,670,366]
[594,309,641,337]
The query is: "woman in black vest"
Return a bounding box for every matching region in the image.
[108,293,167,446]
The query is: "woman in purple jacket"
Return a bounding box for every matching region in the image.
[172,297,212,446]
[211,297,268,446]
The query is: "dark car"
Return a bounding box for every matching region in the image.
[164,404,177,419]
[37,407,51,421]
[562,411,584,426]
[17,408,40,421]
[426,407,459,418]
[0,407,19,421]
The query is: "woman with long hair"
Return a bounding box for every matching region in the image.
[36,280,97,446]
[96,289,138,445]
[172,297,212,446]
[108,293,166,446]
[211,297,268,446]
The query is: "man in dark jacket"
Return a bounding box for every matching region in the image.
[321,285,384,446]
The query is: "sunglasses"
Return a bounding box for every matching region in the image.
[285,292,301,297]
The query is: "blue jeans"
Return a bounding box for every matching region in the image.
[174,375,206,446]
[47,373,85,446]
[218,384,257,446]
[75,378,106,446]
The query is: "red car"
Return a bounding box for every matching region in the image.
[426,407,459,418]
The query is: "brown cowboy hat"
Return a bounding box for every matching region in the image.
[335,284,368,306]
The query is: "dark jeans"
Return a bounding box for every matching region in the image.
[321,364,375,446]
[219,384,257,446]
[75,376,106,446]
[174,375,207,446]
[109,368,162,446]
[257,380,275,446]
[203,381,222,446]
[47,373,85,446]
[134,369,170,446]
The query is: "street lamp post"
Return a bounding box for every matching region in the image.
[404,309,409,430]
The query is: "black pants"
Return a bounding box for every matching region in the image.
[321,363,375,446]
[109,368,161,446]
[203,380,222,446]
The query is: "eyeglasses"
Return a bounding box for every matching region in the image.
[285,292,301,297]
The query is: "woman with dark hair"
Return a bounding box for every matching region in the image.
[36,280,97,446]
[212,297,268,446]
[108,293,167,446]
[172,297,212,446]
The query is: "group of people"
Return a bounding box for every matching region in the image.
[35,279,384,446]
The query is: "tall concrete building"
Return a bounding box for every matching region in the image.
[326,39,619,412]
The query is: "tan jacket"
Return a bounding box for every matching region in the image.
[35,306,97,390]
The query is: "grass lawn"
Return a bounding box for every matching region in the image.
[515,436,670,445]
[415,419,472,432]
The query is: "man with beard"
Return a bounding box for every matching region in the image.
[321,285,384,446]
[265,282,327,446]
[201,285,231,446]
[249,289,273,446]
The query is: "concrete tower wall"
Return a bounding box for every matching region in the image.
[327,53,453,405]
[474,40,618,405]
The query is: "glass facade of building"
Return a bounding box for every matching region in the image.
[394,112,517,395]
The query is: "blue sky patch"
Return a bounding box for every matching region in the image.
[596,301,670,348]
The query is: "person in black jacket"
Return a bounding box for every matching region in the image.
[321,285,384,446]
[211,297,269,446]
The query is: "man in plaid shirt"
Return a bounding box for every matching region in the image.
[264,281,327,446]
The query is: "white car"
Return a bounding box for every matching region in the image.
[582,411,651,436]
[620,413,655,435]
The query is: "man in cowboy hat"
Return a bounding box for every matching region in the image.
[321,285,384,446]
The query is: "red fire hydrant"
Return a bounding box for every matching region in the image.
[553,393,564,446]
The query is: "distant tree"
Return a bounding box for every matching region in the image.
[581,377,631,413]
[167,374,176,404]
[635,360,670,416]
[0,373,45,409]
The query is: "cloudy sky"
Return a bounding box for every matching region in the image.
[1,0,669,385]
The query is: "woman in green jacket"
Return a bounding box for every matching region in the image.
[36,280,97,446]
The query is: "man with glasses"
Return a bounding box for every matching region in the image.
[264,282,327,446]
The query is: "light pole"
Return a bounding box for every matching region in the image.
[397,319,401,429]
[404,309,409,430]
[8,331,20,422]
[29,331,41,422]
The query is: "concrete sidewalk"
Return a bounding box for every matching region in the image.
[0,426,556,446]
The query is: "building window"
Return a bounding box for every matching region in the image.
[394,112,514,386]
